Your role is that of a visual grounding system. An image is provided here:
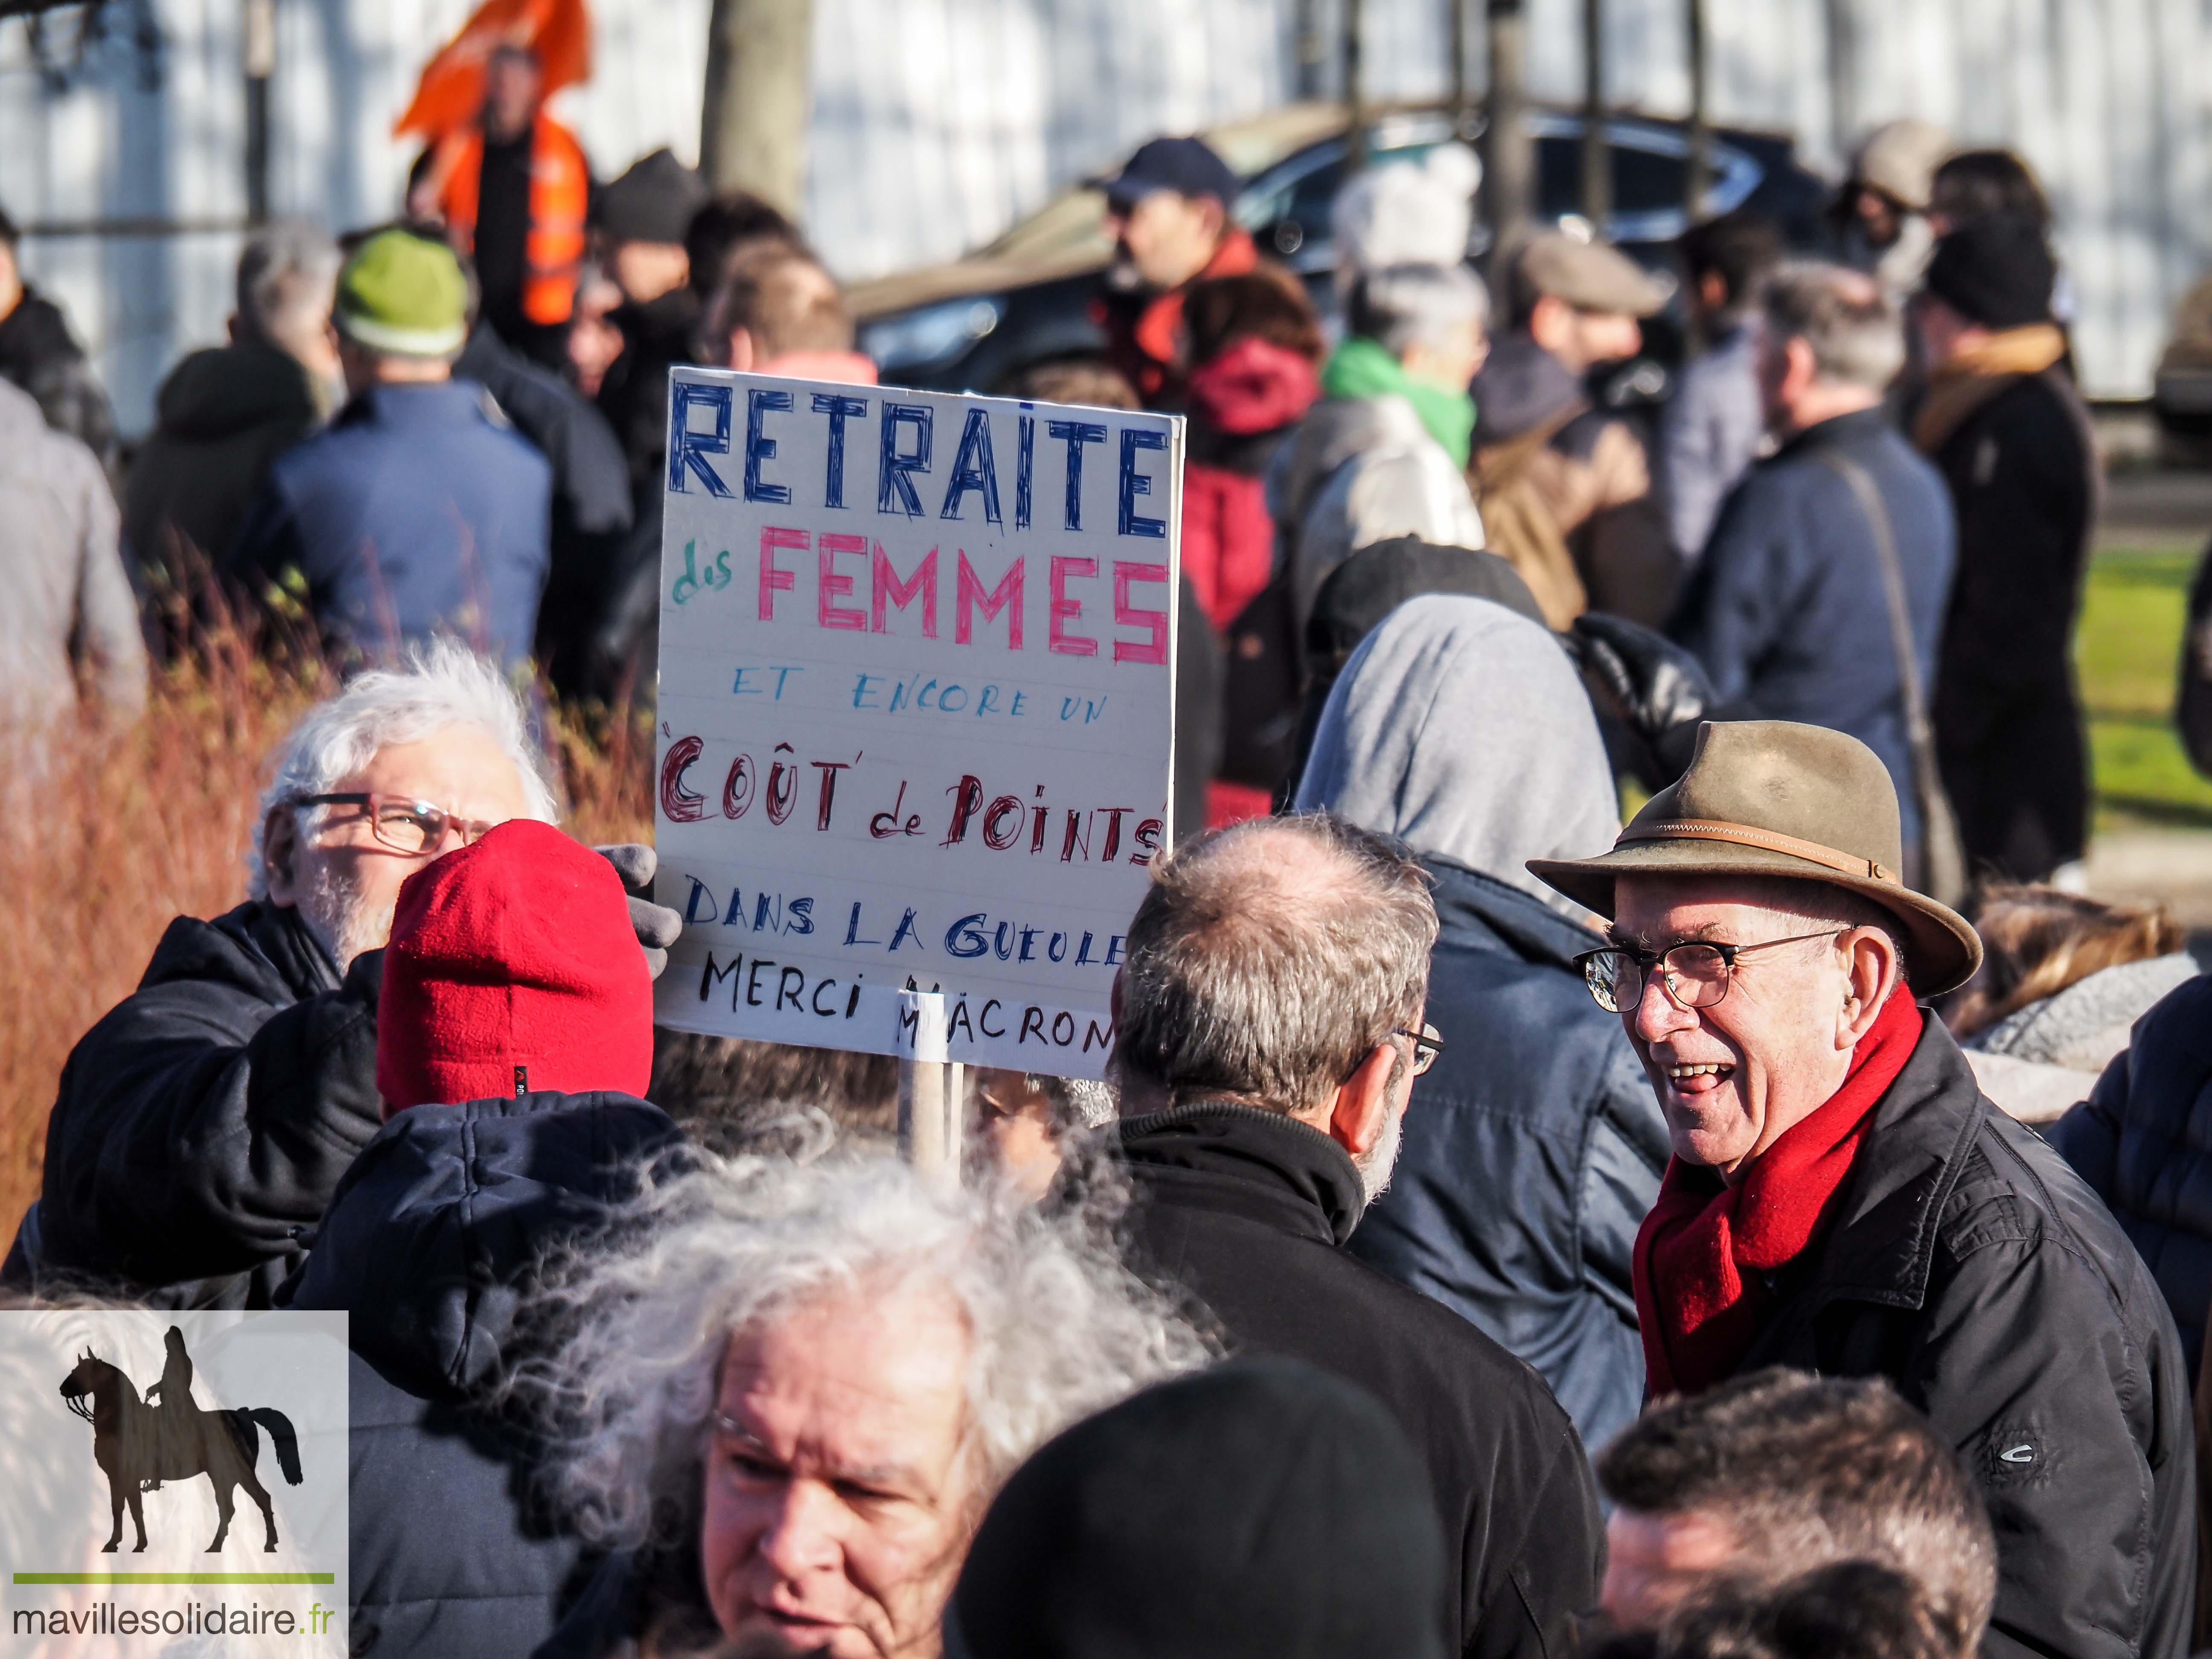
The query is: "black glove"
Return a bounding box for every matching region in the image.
[598,843,682,980]
[1569,613,1719,787]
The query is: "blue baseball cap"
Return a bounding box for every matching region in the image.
[1096,136,1240,212]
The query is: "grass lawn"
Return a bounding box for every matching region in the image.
[2079,546,2212,829]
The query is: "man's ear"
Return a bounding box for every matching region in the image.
[262,807,303,908]
[1325,1042,1400,1159]
[1783,335,1820,403]
[728,328,757,372]
[1837,927,1905,1047]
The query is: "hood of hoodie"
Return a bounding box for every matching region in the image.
[1188,338,1321,437]
[1294,594,1619,916]
[154,341,320,441]
[282,1090,682,1401]
[1469,331,1585,445]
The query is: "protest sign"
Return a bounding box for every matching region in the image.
[652,369,1181,1077]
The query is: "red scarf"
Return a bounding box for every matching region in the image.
[1633,993,1924,1396]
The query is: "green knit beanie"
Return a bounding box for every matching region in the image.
[335,229,469,357]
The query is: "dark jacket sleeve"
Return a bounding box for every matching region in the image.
[1581,1045,1671,1324]
[1909,1217,2182,1659]
[1466,1417,1605,1659]
[40,950,385,1294]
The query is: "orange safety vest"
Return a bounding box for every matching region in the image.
[428,114,588,326]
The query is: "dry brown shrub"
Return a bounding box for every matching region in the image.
[0,633,652,1241]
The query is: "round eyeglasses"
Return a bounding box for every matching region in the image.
[1573,931,1850,1014]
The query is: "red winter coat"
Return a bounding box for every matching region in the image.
[1180,337,1320,632]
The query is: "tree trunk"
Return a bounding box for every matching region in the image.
[699,0,817,218]
[1484,0,1534,259]
[1580,0,1609,230]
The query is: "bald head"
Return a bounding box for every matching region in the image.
[1113,815,1437,1115]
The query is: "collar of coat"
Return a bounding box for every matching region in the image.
[1779,1013,1989,1312]
[1911,322,2068,457]
[1117,1099,1366,1248]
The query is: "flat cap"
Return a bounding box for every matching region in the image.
[1514,231,1669,318]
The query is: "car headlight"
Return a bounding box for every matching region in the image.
[860,296,1005,373]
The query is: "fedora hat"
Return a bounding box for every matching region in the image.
[1527,720,1982,995]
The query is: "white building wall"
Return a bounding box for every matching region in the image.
[0,0,2203,431]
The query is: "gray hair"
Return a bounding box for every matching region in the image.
[1114,814,1438,1115]
[248,640,559,896]
[1347,262,1490,358]
[514,1148,1211,1549]
[235,220,341,349]
[1760,260,1905,390]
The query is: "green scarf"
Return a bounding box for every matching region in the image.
[1321,335,1476,467]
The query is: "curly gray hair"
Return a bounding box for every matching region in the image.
[248,639,559,896]
[515,1148,1212,1550]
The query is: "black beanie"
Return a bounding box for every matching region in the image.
[1924,212,2056,330]
[943,1358,1449,1659]
[591,147,709,247]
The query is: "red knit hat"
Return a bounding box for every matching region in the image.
[376,819,654,1115]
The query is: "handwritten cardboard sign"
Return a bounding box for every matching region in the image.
[651,368,1181,1076]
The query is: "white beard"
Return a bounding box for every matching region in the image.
[1352,1094,1408,1207]
[296,859,396,974]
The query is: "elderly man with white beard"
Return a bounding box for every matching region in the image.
[5,641,681,1307]
[1107,813,1604,1659]
[1527,719,2196,1659]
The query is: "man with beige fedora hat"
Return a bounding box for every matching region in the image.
[1531,719,2195,1659]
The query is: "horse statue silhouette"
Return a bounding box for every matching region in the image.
[58,1326,303,1554]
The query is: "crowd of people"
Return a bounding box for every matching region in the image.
[8,53,2212,1659]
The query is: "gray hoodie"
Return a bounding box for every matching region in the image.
[1293,594,1619,915]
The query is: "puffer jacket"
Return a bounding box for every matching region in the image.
[1347,856,1668,1454]
[10,899,383,1308]
[1734,1015,2195,1659]
[2053,971,2212,1379]
[283,1089,682,1659]
[1180,338,1318,632]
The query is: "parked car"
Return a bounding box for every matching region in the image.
[850,101,1829,396]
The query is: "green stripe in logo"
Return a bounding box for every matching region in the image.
[13,1573,335,1585]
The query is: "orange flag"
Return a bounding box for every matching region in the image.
[393,0,591,140]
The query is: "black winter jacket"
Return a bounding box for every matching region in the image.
[1731,1016,2195,1659]
[1348,858,1668,1454]
[2052,972,2212,1380]
[1118,1103,1604,1659]
[1930,369,2099,881]
[284,1088,681,1659]
[12,899,384,1307]
[123,341,323,582]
